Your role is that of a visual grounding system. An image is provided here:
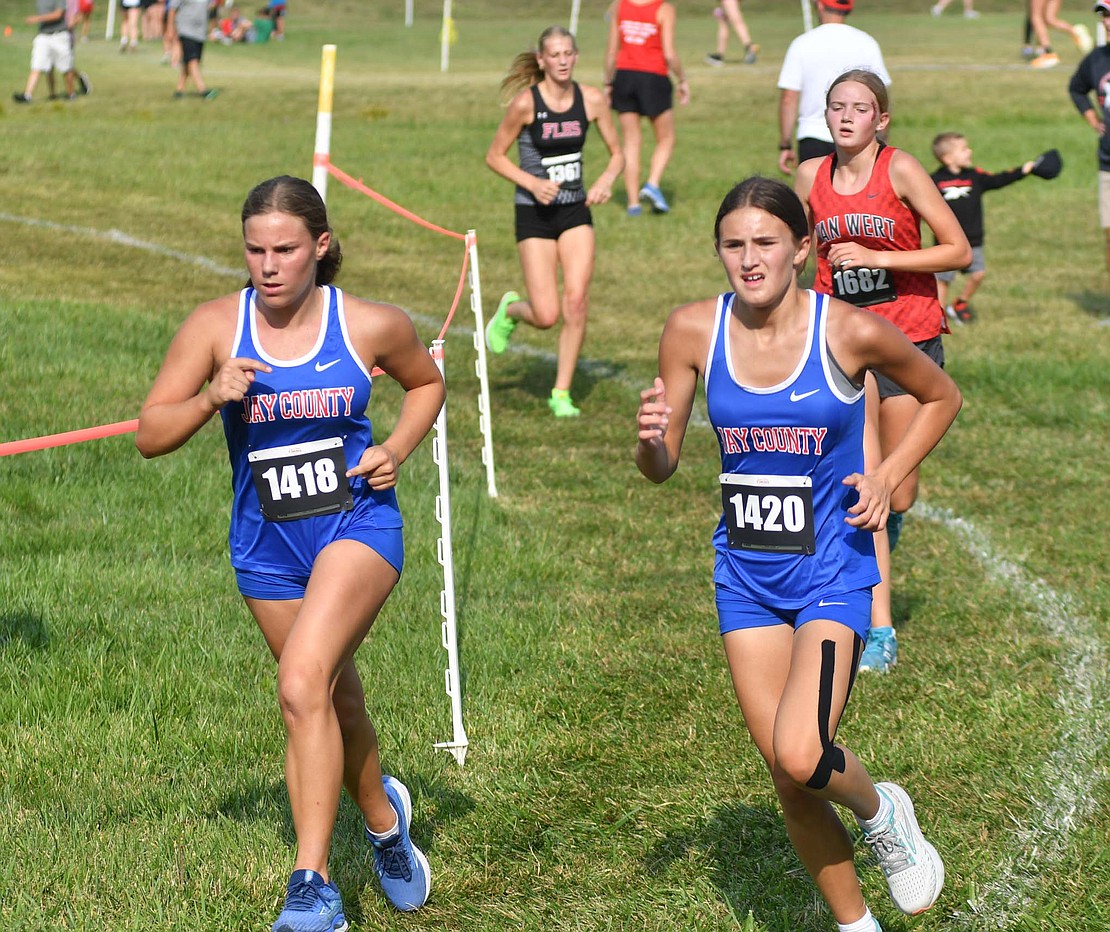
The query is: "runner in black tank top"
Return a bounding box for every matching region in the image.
[515,83,589,207]
[485,25,624,418]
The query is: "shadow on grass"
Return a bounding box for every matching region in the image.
[645,801,831,932]
[0,611,50,650]
[1070,290,1110,322]
[498,349,626,406]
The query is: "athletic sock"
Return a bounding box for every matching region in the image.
[838,908,879,932]
[859,787,893,831]
[366,815,400,842]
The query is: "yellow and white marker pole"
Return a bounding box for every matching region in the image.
[313,44,337,203]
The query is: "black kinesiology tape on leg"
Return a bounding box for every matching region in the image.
[805,638,847,790]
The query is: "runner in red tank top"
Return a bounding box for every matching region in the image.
[605,0,688,215]
[795,69,970,673]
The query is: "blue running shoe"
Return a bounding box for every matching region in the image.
[639,182,670,213]
[367,775,431,911]
[859,626,897,673]
[272,870,348,932]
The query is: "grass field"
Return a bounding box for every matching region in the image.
[1,1,1108,929]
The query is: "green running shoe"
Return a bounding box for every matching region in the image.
[485,291,519,354]
[548,388,580,418]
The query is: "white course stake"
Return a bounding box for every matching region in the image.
[429,340,469,766]
[465,231,499,499]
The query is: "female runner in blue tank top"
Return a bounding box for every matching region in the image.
[635,178,961,932]
[136,176,444,931]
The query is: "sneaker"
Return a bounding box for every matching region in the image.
[1020,45,1036,60]
[272,869,349,932]
[859,783,945,916]
[202,88,220,100]
[858,626,897,673]
[172,91,186,99]
[944,304,962,326]
[77,72,90,95]
[485,290,519,354]
[1030,51,1060,69]
[1074,23,1094,54]
[951,299,974,324]
[963,9,980,18]
[639,182,670,213]
[368,775,431,911]
[705,52,724,67]
[930,2,943,15]
[12,93,31,104]
[627,205,642,217]
[742,43,759,64]
[548,388,581,418]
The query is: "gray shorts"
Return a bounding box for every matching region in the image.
[872,335,945,399]
[1099,171,1110,229]
[935,245,985,282]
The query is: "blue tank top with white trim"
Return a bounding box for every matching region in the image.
[220,286,401,576]
[706,290,879,605]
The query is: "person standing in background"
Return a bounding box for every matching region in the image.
[605,0,689,215]
[777,0,889,177]
[169,0,218,99]
[705,0,759,66]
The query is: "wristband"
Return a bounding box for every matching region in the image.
[778,143,792,151]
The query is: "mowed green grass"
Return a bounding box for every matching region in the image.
[1,1,1108,930]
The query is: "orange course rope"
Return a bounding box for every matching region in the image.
[325,161,466,241]
[0,419,140,458]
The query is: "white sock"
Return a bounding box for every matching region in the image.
[366,815,400,841]
[859,786,893,830]
[838,907,879,932]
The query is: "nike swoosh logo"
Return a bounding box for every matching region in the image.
[818,600,848,607]
[867,192,879,199]
[789,389,820,402]
[315,359,341,372]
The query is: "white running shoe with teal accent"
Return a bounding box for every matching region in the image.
[271,870,348,932]
[860,783,944,915]
[858,626,897,673]
[368,775,431,911]
[485,291,519,354]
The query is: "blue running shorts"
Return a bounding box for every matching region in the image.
[235,525,404,600]
[716,585,872,642]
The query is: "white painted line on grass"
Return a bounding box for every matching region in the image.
[917,502,1110,929]
[0,212,243,278]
